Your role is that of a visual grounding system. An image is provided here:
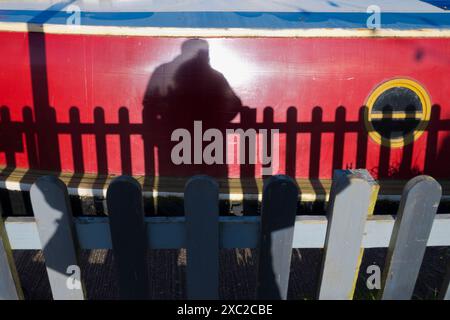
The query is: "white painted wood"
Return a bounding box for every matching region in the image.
[5,214,450,250]
[439,267,450,300]
[30,176,85,300]
[185,175,219,300]
[317,170,379,300]
[380,176,442,300]
[0,214,23,299]
[2,23,450,39]
[256,175,298,300]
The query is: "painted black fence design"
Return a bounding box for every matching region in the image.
[0,170,449,300]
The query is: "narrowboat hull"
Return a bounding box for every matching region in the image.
[1,1,450,195]
[2,33,450,179]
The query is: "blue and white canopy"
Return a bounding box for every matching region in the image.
[0,0,449,35]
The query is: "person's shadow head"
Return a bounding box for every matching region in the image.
[180,38,210,63]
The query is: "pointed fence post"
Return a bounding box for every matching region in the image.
[185,175,219,300]
[318,169,379,300]
[31,176,85,300]
[380,175,441,300]
[256,175,299,300]
[439,265,450,300]
[107,175,149,299]
[0,209,23,299]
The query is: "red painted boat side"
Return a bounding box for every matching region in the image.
[1,32,450,179]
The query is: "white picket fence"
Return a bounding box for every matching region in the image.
[0,169,449,300]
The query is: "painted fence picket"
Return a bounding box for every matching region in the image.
[318,169,379,300]
[185,175,219,300]
[439,265,450,300]
[380,175,442,300]
[30,176,85,300]
[1,172,448,300]
[256,175,299,300]
[107,176,149,299]
[0,209,23,299]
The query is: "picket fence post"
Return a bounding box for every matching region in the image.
[256,175,299,300]
[0,208,23,299]
[439,266,450,300]
[380,175,441,300]
[318,169,379,300]
[0,172,447,300]
[107,175,149,299]
[30,176,85,300]
[184,175,219,300]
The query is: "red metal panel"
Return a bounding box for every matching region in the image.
[0,32,449,179]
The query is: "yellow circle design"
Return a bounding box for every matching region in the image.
[364,78,431,148]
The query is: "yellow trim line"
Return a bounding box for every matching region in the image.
[2,22,450,38]
[370,113,423,120]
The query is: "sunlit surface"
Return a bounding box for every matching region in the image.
[209,40,257,89]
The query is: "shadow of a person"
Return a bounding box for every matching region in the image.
[142,39,243,214]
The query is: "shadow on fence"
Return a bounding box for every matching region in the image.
[1,170,449,300]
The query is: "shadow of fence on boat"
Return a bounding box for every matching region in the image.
[1,31,450,216]
[1,103,450,216]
